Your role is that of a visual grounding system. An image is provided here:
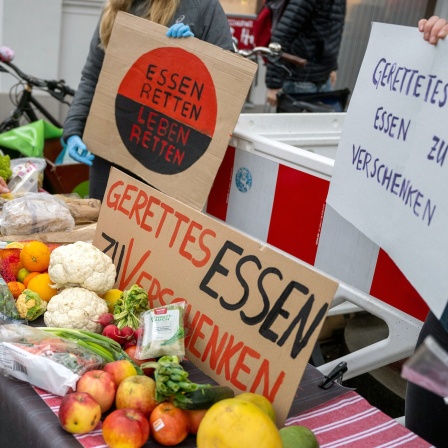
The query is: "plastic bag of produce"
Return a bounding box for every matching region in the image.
[0,192,75,236]
[0,323,104,395]
[136,301,186,360]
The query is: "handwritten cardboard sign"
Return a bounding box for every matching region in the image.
[93,168,339,425]
[83,12,257,211]
[327,23,448,319]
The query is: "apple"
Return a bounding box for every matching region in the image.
[115,375,157,416]
[185,409,208,435]
[58,391,101,434]
[102,408,150,448]
[125,345,156,376]
[76,369,117,413]
[149,401,189,446]
[103,359,138,386]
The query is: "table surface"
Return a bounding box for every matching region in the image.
[0,360,433,448]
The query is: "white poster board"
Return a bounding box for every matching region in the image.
[327,22,448,319]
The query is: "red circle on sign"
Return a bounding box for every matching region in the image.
[115,47,217,174]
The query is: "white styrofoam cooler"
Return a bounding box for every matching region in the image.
[205,112,425,379]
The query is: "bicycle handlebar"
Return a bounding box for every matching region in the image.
[0,59,75,98]
[236,42,307,68]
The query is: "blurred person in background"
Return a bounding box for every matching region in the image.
[62,0,233,201]
[265,0,346,108]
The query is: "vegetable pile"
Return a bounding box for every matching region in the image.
[41,327,143,374]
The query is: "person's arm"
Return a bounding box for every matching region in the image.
[194,0,234,51]
[419,16,448,45]
[62,21,105,142]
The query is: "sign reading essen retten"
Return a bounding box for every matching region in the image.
[93,168,339,425]
[115,47,217,174]
[327,23,448,320]
[83,12,257,211]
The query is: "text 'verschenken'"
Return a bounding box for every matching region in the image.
[352,144,436,226]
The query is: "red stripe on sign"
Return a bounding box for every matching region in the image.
[370,249,429,321]
[206,145,236,221]
[267,165,330,265]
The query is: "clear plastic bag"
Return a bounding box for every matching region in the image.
[0,275,22,321]
[401,335,448,401]
[136,301,186,360]
[0,323,104,395]
[0,192,75,235]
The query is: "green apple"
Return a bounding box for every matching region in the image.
[279,426,320,448]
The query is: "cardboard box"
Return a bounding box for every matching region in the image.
[83,12,257,211]
[220,0,262,16]
[94,168,339,425]
[42,138,89,196]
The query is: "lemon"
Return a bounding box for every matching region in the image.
[5,242,24,249]
[197,398,282,448]
[17,267,30,283]
[102,288,123,313]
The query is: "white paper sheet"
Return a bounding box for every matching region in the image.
[327,22,448,318]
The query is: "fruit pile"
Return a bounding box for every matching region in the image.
[0,240,320,448]
[1,241,57,300]
[0,240,115,324]
[58,356,320,448]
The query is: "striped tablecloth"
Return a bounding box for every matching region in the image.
[34,388,433,448]
[286,391,433,448]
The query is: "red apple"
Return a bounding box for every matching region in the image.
[115,375,157,417]
[149,401,189,446]
[102,408,150,448]
[185,409,208,435]
[76,369,117,413]
[103,359,138,386]
[58,391,101,434]
[125,345,156,376]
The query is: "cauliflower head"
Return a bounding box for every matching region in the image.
[15,289,47,321]
[43,287,109,333]
[48,241,116,295]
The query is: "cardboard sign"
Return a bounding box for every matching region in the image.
[83,12,257,211]
[93,168,339,425]
[327,23,448,320]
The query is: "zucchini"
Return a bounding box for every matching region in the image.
[173,385,235,410]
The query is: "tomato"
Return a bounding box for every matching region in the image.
[124,345,156,377]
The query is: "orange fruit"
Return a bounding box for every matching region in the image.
[23,271,40,288]
[19,241,51,272]
[27,273,58,302]
[7,281,25,299]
